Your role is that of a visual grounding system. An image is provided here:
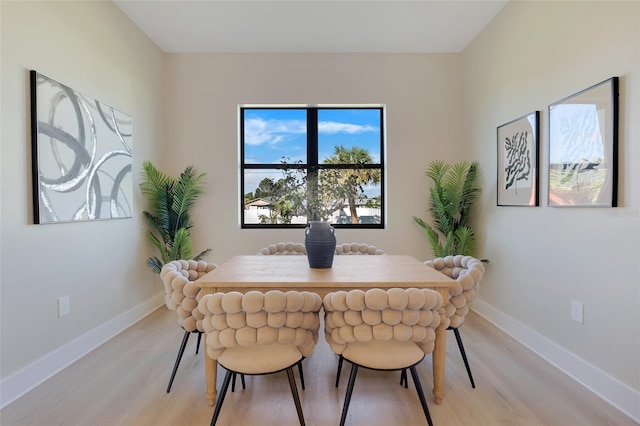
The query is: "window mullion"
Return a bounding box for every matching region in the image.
[307,108,319,221]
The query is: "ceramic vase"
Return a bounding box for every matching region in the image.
[305,221,336,268]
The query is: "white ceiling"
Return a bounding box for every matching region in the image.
[113,0,508,53]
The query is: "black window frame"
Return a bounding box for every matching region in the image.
[240,105,385,229]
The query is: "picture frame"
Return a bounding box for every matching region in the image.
[497,111,540,206]
[30,70,133,224]
[548,77,618,207]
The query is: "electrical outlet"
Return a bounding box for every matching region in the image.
[571,300,584,324]
[58,295,70,317]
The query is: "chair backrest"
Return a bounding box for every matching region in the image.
[335,242,385,255]
[424,255,485,328]
[160,259,217,332]
[323,287,443,356]
[256,242,306,255]
[198,290,323,361]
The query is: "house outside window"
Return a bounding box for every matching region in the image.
[241,105,385,228]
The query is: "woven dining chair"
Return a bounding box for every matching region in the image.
[255,242,310,389]
[199,290,323,426]
[256,241,306,255]
[335,242,385,255]
[160,260,219,393]
[400,255,485,389]
[324,287,443,426]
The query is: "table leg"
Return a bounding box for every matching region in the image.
[201,288,218,406]
[432,288,448,405]
[205,351,217,406]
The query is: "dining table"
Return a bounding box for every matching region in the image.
[195,254,456,406]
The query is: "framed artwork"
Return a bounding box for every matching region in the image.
[30,70,133,224]
[497,111,539,206]
[548,77,618,207]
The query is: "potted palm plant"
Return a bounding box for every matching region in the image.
[139,161,211,274]
[412,160,482,258]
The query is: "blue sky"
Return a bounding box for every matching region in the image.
[243,108,381,164]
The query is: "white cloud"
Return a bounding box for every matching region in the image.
[318,121,377,134]
[244,118,306,146]
[245,118,377,146]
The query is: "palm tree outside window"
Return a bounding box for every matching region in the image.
[241,106,385,228]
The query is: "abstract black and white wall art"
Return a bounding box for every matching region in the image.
[548,77,618,207]
[497,111,540,206]
[30,70,133,224]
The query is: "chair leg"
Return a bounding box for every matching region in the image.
[409,365,434,426]
[286,367,305,426]
[297,360,305,390]
[335,355,344,387]
[230,373,246,392]
[340,364,359,426]
[195,331,202,355]
[166,330,191,393]
[453,327,475,388]
[210,369,233,426]
[399,369,408,388]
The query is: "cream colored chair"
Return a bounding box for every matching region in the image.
[257,241,306,255]
[324,288,443,426]
[335,242,385,255]
[255,242,309,388]
[199,290,323,426]
[332,242,385,382]
[160,259,217,393]
[404,255,484,389]
[257,242,384,256]
[400,255,485,388]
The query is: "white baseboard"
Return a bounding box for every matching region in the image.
[473,299,640,423]
[0,292,165,409]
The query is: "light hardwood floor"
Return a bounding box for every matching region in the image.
[1,307,635,426]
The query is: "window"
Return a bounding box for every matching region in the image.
[241,106,385,228]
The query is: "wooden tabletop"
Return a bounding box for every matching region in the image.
[195,254,456,406]
[195,255,455,292]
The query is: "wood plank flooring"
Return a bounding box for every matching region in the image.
[1,307,635,426]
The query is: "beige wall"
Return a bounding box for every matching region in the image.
[464,0,639,396]
[163,53,465,262]
[0,0,164,389]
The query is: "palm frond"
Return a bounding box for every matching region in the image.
[429,185,454,236]
[193,248,213,261]
[442,231,455,258]
[146,257,163,275]
[425,160,449,184]
[454,226,477,256]
[142,211,170,244]
[172,169,207,232]
[426,160,457,235]
[140,161,211,273]
[147,231,168,263]
[167,227,193,262]
[412,216,429,230]
[458,161,480,227]
[140,161,172,228]
[443,161,469,225]
[415,160,482,258]
[425,226,445,258]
